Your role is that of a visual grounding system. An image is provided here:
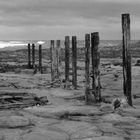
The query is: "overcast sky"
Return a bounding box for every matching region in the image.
[0,0,139,40]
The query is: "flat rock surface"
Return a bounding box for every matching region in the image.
[0,115,31,128]
[0,58,139,140]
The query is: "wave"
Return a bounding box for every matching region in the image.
[36,41,45,45]
[0,41,27,48]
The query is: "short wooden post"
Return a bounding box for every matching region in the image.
[39,44,42,73]
[72,36,77,89]
[32,44,35,69]
[91,32,101,102]
[85,34,90,103]
[65,36,70,88]
[27,43,31,68]
[50,40,56,82]
[56,40,61,81]
[122,13,132,106]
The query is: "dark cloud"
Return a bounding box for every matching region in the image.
[0,0,139,39]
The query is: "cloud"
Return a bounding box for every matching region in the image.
[0,0,139,39]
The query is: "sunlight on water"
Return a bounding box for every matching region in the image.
[36,41,45,45]
[0,41,27,48]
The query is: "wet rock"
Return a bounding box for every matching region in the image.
[0,116,32,128]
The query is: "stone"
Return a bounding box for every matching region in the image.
[99,104,114,113]
[51,120,92,135]
[112,97,128,110]
[0,116,31,128]
[97,123,128,137]
[102,113,122,122]
[22,129,68,140]
[71,126,102,139]
[78,136,125,140]
[39,96,48,105]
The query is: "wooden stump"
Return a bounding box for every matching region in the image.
[91,32,101,102]
[122,13,132,106]
[56,40,61,81]
[50,40,56,82]
[65,36,70,88]
[85,34,90,103]
[32,44,35,69]
[39,44,42,73]
[27,43,31,68]
[72,36,77,89]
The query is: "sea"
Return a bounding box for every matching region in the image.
[0,40,138,51]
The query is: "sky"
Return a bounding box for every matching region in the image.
[0,0,140,40]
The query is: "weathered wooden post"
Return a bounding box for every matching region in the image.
[39,44,42,73]
[85,34,90,103]
[50,40,56,83]
[91,32,101,102]
[27,43,31,68]
[122,13,132,106]
[32,44,35,68]
[65,36,70,88]
[72,36,77,89]
[56,40,61,81]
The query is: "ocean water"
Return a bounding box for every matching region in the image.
[0,40,138,50]
[0,40,45,48]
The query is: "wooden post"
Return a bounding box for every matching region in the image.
[85,34,90,103]
[27,43,31,68]
[32,44,35,69]
[65,36,70,88]
[91,32,101,102]
[56,40,61,81]
[50,40,56,82]
[39,44,42,73]
[72,36,77,89]
[122,13,132,106]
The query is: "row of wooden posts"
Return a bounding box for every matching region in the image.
[27,43,42,73]
[27,13,132,106]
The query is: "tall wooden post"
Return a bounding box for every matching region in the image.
[56,40,61,81]
[91,32,101,102]
[50,40,56,82]
[122,13,132,106]
[32,44,35,69]
[27,43,31,68]
[65,36,70,88]
[39,44,42,73]
[72,36,77,89]
[85,34,90,103]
